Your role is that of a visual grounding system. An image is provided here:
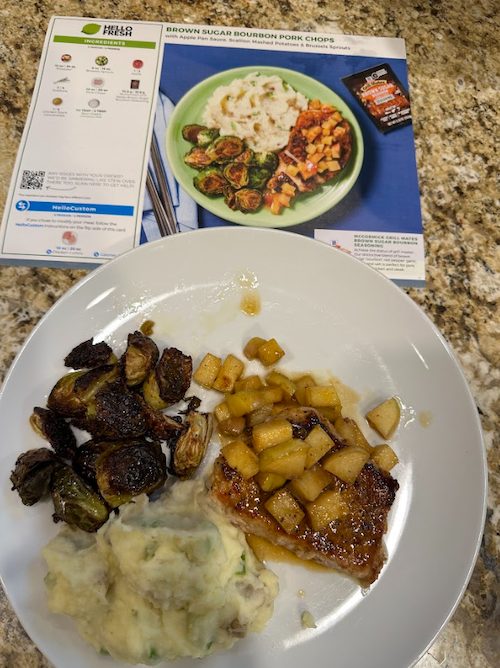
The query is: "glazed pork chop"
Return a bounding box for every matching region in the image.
[210,408,399,585]
[264,101,353,214]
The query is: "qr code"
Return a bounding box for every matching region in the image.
[20,169,45,190]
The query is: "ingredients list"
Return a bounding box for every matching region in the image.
[0,17,164,265]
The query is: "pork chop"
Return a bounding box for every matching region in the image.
[210,408,399,585]
[264,101,353,214]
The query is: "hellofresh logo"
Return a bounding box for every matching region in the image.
[81,23,101,35]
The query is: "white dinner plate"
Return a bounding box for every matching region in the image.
[0,228,486,668]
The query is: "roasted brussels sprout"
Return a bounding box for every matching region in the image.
[184,146,213,170]
[143,347,192,409]
[248,167,272,190]
[206,135,244,163]
[30,407,77,459]
[223,186,237,211]
[234,188,263,213]
[47,364,119,417]
[51,464,110,532]
[47,370,87,416]
[64,338,116,369]
[84,380,148,439]
[72,439,115,489]
[10,448,59,506]
[182,124,207,143]
[253,151,279,171]
[157,347,192,405]
[182,124,220,147]
[197,127,220,147]
[122,330,159,386]
[193,167,227,197]
[234,148,255,165]
[223,162,249,189]
[95,440,167,507]
[171,411,213,479]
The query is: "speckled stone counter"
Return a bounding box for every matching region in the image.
[0,2,498,667]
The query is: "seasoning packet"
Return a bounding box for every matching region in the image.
[342,63,412,133]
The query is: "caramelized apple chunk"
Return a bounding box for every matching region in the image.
[371,444,399,472]
[365,397,401,439]
[322,445,369,484]
[258,439,309,479]
[221,440,259,479]
[265,489,305,534]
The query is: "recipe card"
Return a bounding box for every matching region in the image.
[147,25,424,286]
[0,18,425,285]
[0,17,164,266]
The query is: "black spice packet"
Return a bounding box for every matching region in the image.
[342,63,412,133]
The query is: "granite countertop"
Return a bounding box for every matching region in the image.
[0,1,498,667]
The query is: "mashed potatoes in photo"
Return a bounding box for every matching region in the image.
[43,480,278,664]
[202,72,308,152]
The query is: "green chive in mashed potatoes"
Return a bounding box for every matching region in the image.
[42,480,278,663]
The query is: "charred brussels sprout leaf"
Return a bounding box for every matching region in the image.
[155,347,193,406]
[64,338,116,369]
[51,465,109,532]
[142,371,168,410]
[86,381,148,439]
[182,124,207,143]
[183,396,202,413]
[141,401,184,440]
[248,167,271,190]
[197,128,220,147]
[47,365,119,417]
[184,146,213,170]
[206,136,245,163]
[223,162,249,189]
[171,411,213,479]
[73,440,115,489]
[10,448,59,506]
[253,151,279,171]
[122,330,159,386]
[30,407,77,459]
[234,188,263,213]
[73,364,120,403]
[95,440,167,507]
[193,167,227,197]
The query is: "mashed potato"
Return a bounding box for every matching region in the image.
[202,72,308,152]
[42,481,278,664]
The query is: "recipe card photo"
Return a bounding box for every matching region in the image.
[141,24,425,285]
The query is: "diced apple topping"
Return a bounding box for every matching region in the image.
[365,397,401,439]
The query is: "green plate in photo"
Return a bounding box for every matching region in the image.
[166,66,364,228]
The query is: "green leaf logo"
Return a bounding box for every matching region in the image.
[82,23,101,35]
